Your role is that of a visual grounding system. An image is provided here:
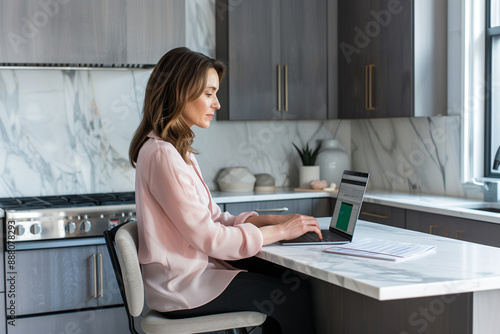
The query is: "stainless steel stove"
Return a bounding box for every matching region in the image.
[0,193,136,333]
[0,192,136,242]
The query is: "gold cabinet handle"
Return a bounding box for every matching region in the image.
[277,65,281,111]
[284,64,288,112]
[365,64,375,110]
[92,254,97,298]
[369,64,375,110]
[456,230,464,239]
[429,225,438,234]
[255,207,289,213]
[98,253,104,298]
[360,211,389,219]
[365,65,369,109]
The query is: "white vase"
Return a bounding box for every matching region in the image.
[316,139,350,186]
[217,167,256,192]
[299,165,320,189]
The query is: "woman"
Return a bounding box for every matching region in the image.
[129,47,320,333]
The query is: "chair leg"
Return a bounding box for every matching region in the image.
[225,328,248,334]
[236,329,249,334]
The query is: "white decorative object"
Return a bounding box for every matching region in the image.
[299,165,320,189]
[217,167,256,192]
[323,183,337,191]
[311,180,328,190]
[316,139,350,186]
[254,173,276,192]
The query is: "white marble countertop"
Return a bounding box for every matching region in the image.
[211,187,333,203]
[257,217,500,301]
[212,187,500,224]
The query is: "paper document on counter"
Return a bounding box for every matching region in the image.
[324,238,436,262]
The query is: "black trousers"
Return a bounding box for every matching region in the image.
[165,258,317,334]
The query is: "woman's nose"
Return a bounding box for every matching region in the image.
[213,96,221,110]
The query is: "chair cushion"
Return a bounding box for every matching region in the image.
[141,310,266,334]
[115,221,145,317]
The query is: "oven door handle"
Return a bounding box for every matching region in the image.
[98,253,104,298]
[92,254,98,298]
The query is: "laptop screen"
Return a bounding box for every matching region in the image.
[329,171,370,236]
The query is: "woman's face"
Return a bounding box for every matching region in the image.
[183,68,221,128]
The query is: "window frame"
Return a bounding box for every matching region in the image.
[485,0,500,177]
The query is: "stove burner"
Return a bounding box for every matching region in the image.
[0,192,135,210]
[84,192,136,206]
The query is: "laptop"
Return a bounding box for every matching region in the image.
[281,170,370,245]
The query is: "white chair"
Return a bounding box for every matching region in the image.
[104,220,266,334]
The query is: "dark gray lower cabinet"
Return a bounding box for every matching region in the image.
[0,292,5,334]
[7,306,128,334]
[10,245,121,316]
[313,198,335,217]
[359,202,406,228]
[225,198,332,217]
[406,210,500,248]
[5,244,125,333]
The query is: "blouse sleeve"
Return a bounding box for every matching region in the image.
[148,147,263,260]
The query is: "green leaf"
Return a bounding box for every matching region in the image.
[293,141,322,166]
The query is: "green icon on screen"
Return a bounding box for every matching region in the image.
[335,202,353,231]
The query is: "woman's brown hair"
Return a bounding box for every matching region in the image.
[129,47,226,167]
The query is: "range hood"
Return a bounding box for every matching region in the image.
[0,63,153,70]
[0,0,185,69]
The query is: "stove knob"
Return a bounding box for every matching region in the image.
[124,216,136,224]
[15,225,25,236]
[30,223,42,235]
[65,221,77,234]
[80,220,92,232]
[123,212,136,224]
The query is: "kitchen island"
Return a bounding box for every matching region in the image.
[256,218,500,333]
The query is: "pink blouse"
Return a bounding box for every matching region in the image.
[135,132,263,312]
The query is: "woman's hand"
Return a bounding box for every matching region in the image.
[257,214,322,245]
[245,213,310,227]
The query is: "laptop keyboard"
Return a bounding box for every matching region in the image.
[295,232,321,242]
[295,231,344,242]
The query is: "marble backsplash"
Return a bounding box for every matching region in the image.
[351,116,481,199]
[0,67,350,196]
[0,69,150,196]
[0,65,480,199]
[193,119,350,190]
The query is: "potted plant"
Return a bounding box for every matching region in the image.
[293,142,322,188]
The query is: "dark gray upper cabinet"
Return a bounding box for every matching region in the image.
[0,0,184,66]
[216,0,328,120]
[337,0,447,118]
[125,0,185,65]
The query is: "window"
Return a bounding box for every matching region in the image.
[485,0,500,177]
[457,0,485,184]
